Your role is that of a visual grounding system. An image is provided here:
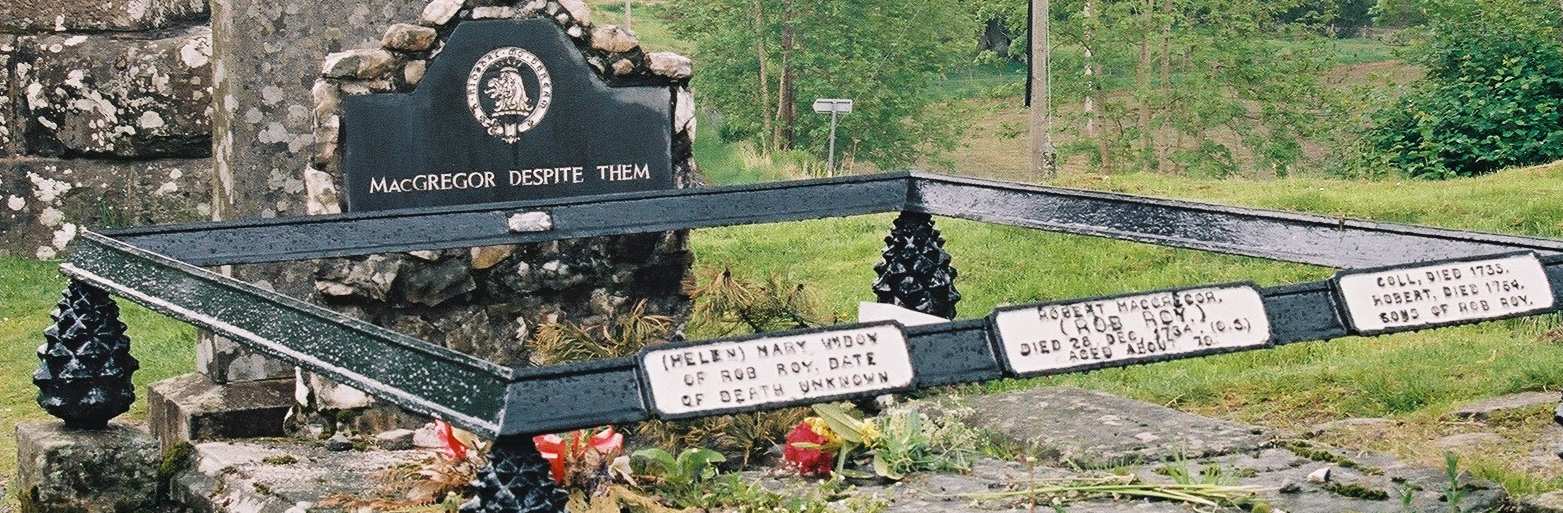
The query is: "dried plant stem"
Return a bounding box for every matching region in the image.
[959,481,1261,508]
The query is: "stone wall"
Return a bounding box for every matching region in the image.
[2,0,701,435]
[204,0,701,425]
[0,0,213,259]
[303,0,699,369]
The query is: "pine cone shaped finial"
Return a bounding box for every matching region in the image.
[461,437,568,513]
[34,281,139,429]
[872,212,961,320]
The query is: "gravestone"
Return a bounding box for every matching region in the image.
[148,0,701,446]
[294,0,699,429]
[341,18,677,211]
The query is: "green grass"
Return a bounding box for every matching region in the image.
[0,257,196,490]
[1323,36,1401,65]
[933,60,1030,101]
[1053,164,1563,238]
[2,157,1559,497]
[691,162,1563,429]
[693,215,1332,321]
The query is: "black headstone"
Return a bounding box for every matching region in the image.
[342,19,675,212]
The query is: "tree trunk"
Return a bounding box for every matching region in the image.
[1137,9,1152,170]
[624,0,632,31]
[1174,48,1190,173]
[1030,0,1057,178]
[981,18,1014,56]
[1084,0,1110,172]
[752,0,772,152]
[1158,0,1172,171]
[775,0,797,150]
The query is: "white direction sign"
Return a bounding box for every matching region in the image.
[641,323,914,417]
[1336,253,1554,334]
[812,98,854,113]
[992,285,1272,376]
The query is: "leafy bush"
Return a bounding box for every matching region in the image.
[1367,0,1563,178]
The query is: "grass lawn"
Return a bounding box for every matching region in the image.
[1,163,1560,499]
[693,161,1563,492]
[588,0,692,54]
[12,2,1556,508]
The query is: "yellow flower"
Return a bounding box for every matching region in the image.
[804,417,843,448]
[859,422,882,444]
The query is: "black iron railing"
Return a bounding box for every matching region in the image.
[36,172,1563,513]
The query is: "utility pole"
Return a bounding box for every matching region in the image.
[1030,0,1058,178]
[624,0,632,31]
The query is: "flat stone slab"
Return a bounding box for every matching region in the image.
[164,385,1514,513]
[753,445,1506,513]
[1518,490,1563,512]
[942,387,1271,467]
[148,373,294,450]
[1452,391,1558,421]
[751,387,1509,512]
[171,439,431,513]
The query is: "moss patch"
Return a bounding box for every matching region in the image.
[261,454,298,465]
[1322,481,1391,501]
[1279,440,1384,475]
[156,441,196,503]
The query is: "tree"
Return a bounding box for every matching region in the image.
[1367,0,1563,178]
[979,0,1338,177]
[669,0,971,169]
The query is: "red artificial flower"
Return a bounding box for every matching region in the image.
[783,421,836,476]
[435,420,468,461]
[533,433,568,483]
[533,427,624,485]
[589,426,624,455]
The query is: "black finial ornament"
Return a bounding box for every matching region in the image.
[873,212,961,320]
[461,436,568,513]
[34,281,139,429]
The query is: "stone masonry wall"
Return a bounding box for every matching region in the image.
[198,0,701,424]
[0,0,701,432]
[0,0,213,259]
[293,0,700,418]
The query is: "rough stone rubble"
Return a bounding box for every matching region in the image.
[254,0,704,426]
[0,1,213,258]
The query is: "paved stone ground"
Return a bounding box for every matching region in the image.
[826,447,1501,512]
[942,387,1272,467]
[1452,392,1559,421]
[167,387,1511,513]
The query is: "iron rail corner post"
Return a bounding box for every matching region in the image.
[34,280,139,429]
[873,211,961,320]
[462,435,568,513]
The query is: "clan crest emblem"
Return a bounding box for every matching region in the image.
[466,47,553,143]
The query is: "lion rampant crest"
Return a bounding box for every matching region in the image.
[485,67,533,116]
